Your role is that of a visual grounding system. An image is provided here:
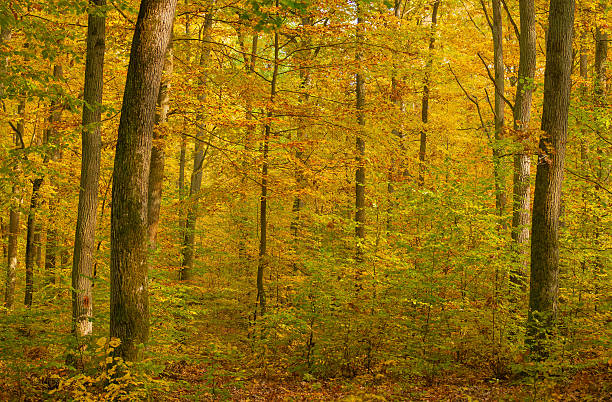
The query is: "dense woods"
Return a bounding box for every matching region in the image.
[0,0,609,399]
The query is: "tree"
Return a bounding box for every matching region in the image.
[110,0,176,360]
[5,98,24,309]
[72,0,106,339]
[355,0,366,262]
[148,36,173,249]
[511,0,536,284]
[488,0,507,220]
[180,8,213,281]
[418,0,441,188]
[527,0,574,357]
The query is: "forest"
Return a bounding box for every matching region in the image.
[0,0,609,400]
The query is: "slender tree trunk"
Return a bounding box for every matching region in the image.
[72,0,105,339]
[180,9,213,281]
[354,1,366,262]
[256,25,279,318]
[5,98,24,309]
[178,2,189,247]
[148,35,173,248]
[236,32,258,265]
[594,27,607,101]
[527,0,574,358]
[491,0,507,221]
[289,17,313,271]
[510,0,537,286]
[110,0,176,361]
[24,178,43,307]
[418,0,440,188]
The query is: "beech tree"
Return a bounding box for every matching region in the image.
[110,0,177,360]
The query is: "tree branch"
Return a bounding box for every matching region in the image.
[477,52,515,111]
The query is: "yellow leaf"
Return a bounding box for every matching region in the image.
[96,337,107,347]
[109,337,121,348]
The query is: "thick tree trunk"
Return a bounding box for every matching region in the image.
[110,0,176,361]
[147,36,173,248]
[180,10,213,281]
[510,0,537,287]
[355,1,366,262]
[72,0,105,339]
[527,0,574,357]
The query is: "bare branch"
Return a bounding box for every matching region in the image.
[500,0,520,41]
[477,52,515,111]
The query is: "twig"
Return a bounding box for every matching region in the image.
[477,52,515,112]
[448,64,490,140]
[566,168,612,195]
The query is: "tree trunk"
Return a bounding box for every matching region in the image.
[5,98,24,309]
[110,0,176,361]
[594,27,607,101]
[180,9,213,281]
[510,0,537,286]
[418,0,440,188]
[527,0,574,358]
[72,0,105,339]
[491,0,507,221]
[256,25,279,318]
[289,17,313,271]
[24,178,43,307]
[355,1,366,262]
[178,1,189,252]
[148,35,173,248]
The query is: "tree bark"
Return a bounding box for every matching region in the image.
[491,0,507,221]
[148,35,173,248]
[180,9,213,281]
[527,0,574,357]
[72,0,105,339]
[5,98,24,309]
[510,0,537,286]
[110,0,176,361]
[418,0,440,188]
[24,178,42,307]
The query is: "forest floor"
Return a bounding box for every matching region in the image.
[156,360,612,401]
[2,353,610,400]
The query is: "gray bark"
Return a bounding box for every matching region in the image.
[72,0,106,339]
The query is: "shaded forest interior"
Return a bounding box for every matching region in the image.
[0,0,610,400]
